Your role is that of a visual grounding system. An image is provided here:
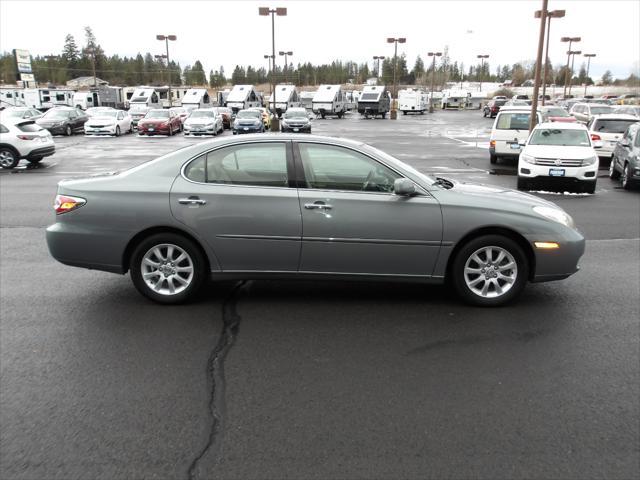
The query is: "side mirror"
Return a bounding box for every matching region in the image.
[393,178,416,196]
[620,138,631,148]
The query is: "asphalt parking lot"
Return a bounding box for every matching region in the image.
[1,110,639,479]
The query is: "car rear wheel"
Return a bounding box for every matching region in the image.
[622,164,632,190]
[65,125,72,136]
[130,233,206,304]
[115,126,121,137]
[452,235,528,307]
[609,157,621,180]
[0,148,19,169]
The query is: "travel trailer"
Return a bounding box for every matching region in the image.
[442,89,470,109]
[312,84,346,118]
[357,85,390,118]
[226,85,261,113]
[181,88,213,111]
[398,88,429,114]
[3,88,75,110]
[216,89,231,107]
[127,88,161,127]
[270,84,301,116]
[1,88,25,108]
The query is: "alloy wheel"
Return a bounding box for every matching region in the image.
[0,150,18,168]
[141,243,194,296]
[463,246,517,298]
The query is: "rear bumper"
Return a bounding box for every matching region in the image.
[25,145,55,159]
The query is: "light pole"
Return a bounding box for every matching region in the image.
[535,8,565,105]
[156,34,176,106]
[154,54,167,85]
[428,51,442,113]
[529,0,548,131]
[279,51,293,83]
[561,36,580,97]
[567,50,582,96]
[476,54,489,92]
[583,53,596,96]
[259,6,287,128]
[372,55,385,80]
[264,54,274,97]
[387,37,406,120]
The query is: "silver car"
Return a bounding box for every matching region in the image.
[46,135,585,306]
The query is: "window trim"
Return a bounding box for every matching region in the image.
[180,139,296,189]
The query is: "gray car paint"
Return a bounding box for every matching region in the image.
[46,134,585,284]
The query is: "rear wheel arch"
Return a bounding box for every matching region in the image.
[446,226,536,282]
[0,144,20,157]
[122,226,212,274]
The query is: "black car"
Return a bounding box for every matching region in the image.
[36,107,88,136]
[610,121,640,190]
[280,108,312,133]
[232,109,264,135]
[483,99,507,118]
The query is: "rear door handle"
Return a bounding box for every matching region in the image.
[179,197,207,205]
[304,203,332,210]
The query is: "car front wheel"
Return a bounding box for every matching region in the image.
[609,157,621,180]
[65,125,72,136]
[0,148,19,169]
[130,233,207,304]
[622,163,633,190]
[451,235,529,307]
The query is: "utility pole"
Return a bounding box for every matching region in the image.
[387,37,406,120]
[156,34,177,106]
[561,36,581,97]
[535,9,565,105]
[529,0,547,131]
[583,53,596,96]
[567,49,582,96]
[477,54,489,92]
[259,7,287,127]
[428,51,441,113]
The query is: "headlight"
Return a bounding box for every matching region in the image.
[533,206,575,228]
[582,155,598,166]
[520,153,536,164]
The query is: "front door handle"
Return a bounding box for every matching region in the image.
[179,196,207,205]
[304,202,332,210]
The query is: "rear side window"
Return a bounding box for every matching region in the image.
[0,124,9,133]
[593,119,638,134]
[17,123,43,132]
[184,143,288,187]
[496,113,531,130]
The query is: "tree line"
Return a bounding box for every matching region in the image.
[0,28,636,89]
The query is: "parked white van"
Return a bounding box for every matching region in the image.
[270,84,301,117]
[489,106,542,164]
[312,85,346,118]
[226,85,262,113]
[398,88,428,114]
[181,88,213,111]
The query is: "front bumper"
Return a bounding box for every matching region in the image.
[138,125,170,135]
[84,125,116,135]
[233,125,262,134]
[518,161,599,182]
[281,124,311,133]
[184,124,216,135]
[41,125,67,135]
[528,228,586,283]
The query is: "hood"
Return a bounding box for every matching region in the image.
[87,116,116,125]
[444,180,557,209]
[185,117,214,125]
[283,116,309,124]
[523,145,595,160]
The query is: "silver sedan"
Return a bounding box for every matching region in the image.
[46,135,585,306]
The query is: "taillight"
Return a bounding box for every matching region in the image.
[591,134,601,141]
[54,194,86,215]
[16,134,36,140]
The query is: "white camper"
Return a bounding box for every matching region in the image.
[15,88,75,110]
[312,85,346,118]
[181,88,213,111]
[226,85,261,113]
[127,88,161,127]
[398,88,429,114]
[0,88,26,108]
[442,89,470,109]
[357,85,391,118]
[270,84,301,116]
[73,90,101,110]
[299,91,315,110]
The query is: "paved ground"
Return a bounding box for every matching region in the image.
[1,110,639,479]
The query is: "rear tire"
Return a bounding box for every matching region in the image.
[115,126,121,137]
[609,157,620,179]
[622,164,632,190]
[130,233,207,305]
[517,177,530,190]
[582,181,597,194]
[0,148,20,169]
[451,235,529,307]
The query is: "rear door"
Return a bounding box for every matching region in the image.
[170,140,302,272]
[294,141,443,276]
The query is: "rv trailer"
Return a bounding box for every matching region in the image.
[357,85,390,118]
[312,85,346,118]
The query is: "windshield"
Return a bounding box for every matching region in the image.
[42,110,70,119]
[591,106,613,115]
[496,112,532,130]
[4,110,25,117]
[360,92,381,101]
[529,128,590,146]
[190,111,215,118]
[546,108,569,117]
[145,110,169,119]
[284,110,307,119]
[237,111,260,119]
[131,97,148,103]
[593,119,638,134]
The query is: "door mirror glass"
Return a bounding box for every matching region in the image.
[393,178,416,196]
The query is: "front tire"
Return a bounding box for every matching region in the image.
[517,177,530,190]
[609,157,620,179]
[451,235,529,307]
[115,126,121,137]
[0,148,19,169]
[130,233,207,304]
[65,125,72,136]
[622,164,632,190]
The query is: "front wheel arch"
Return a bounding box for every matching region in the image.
[445,226,536,282]
[122,226,212,275]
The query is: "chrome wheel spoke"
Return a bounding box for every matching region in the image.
[481,281,490,296]
[143,271,161,279]
[468,276,484,287]
[497,273,515,284]
[498,261,516,272]
[470,254,483,266]
[153,247,166,262]
[166,245,175,261]
[167,277,176,294]
[143,258,160,268]
[492,279,504,295]
[173,275,189,286]
[465,267,482,275]
[495,251,506,264]
[153,278,165,291]
[175,266,193,273]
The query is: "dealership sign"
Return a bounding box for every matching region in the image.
[13,49,33,74]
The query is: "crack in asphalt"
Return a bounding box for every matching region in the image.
[187,280,250,480]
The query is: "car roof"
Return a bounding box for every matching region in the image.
[533,122,587,130]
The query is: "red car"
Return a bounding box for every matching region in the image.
[540,106,577,123]
[137,109,183,136]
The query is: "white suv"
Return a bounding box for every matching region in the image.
[489,107,541,164]
[517,122,599,193]
[0,118,55,169]
[586,114,640,163]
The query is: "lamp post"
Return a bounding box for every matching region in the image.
[156,34,176,106]
[387,37,406,120]
[279,51,293,83]
[476,54,489,92]
[529,0,548,131]
[561,36,581,97]
[264,54,274,98]
[567,50,582,96]
[428,51,442,113]
[583,53,596,96]
[259,6,287,127]
[373,55,385,79]
[154,54,167,85]
[535,9,565,105]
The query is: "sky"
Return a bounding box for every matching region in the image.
[1,0,638,81]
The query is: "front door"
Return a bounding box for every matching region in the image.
[294,142,443,276]
[170,141,302,272]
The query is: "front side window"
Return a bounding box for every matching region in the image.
[298,143,400,192]
[185,143,288,187]
[633,129,640,148]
